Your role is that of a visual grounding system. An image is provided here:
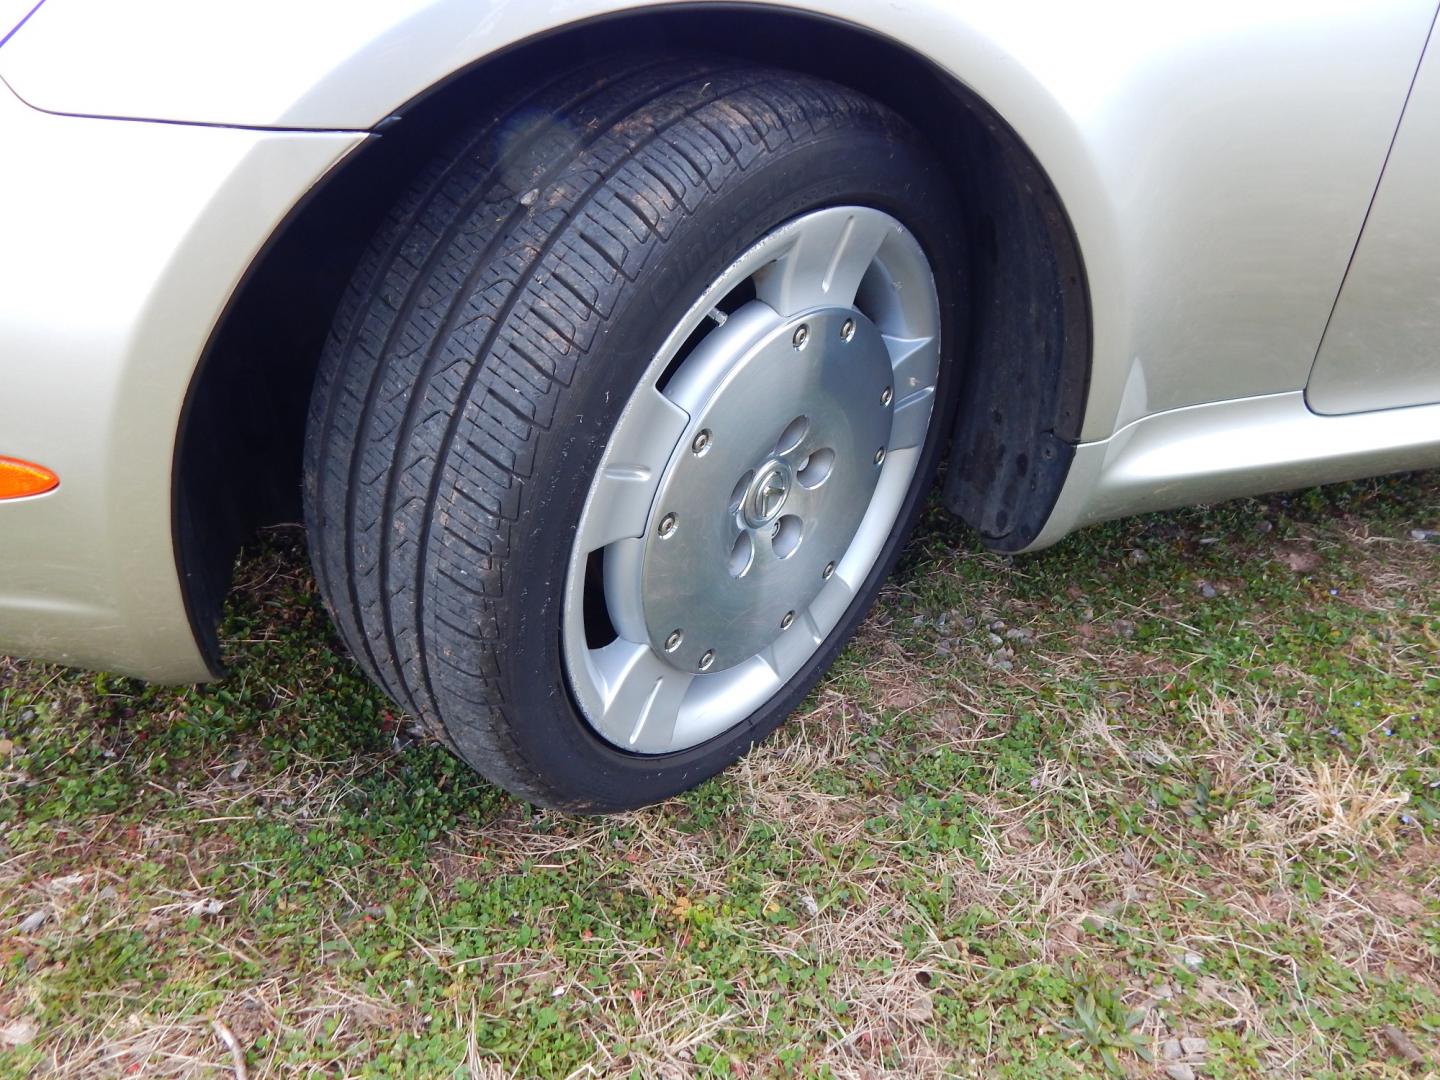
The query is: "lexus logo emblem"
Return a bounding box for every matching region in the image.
[745,462,792,527]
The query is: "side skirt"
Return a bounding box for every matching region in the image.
[1025,391,1440,550]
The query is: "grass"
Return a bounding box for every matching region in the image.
[1,473,1438,1078]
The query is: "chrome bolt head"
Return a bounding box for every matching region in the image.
[781,611,795,630]
[698,650,715,671]
[874,447,886,466]
[822,561,835,580]
[658,512,678,537]
[881,386,893,406]
[664,629,684,653]
[840,318,856,342]
[691,429,711,455]
[792,324,809,350]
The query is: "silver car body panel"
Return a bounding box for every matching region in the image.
[1032,394,1440,548]
[1307,19,1440,414]
[0,81,363,679]
[0,0,1438,679]
[5,0,1437,440]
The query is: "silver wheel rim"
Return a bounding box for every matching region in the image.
[561,206,941,754]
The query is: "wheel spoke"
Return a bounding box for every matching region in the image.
[754,210,890,316]
[889,387,936,451]
[808,575,856,638]
[602,537,649,642]
[592,640,694,752]
[883,334,938,398]
[761,608,822,681]
[574,387,689,553]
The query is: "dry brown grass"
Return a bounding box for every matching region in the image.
[4,483,1438,1077]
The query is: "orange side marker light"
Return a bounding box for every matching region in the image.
[0,456,59,500]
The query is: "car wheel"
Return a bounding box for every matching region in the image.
[303,57,963,810]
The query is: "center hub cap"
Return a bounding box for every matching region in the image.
[745,461,792,527]
[638,303,895,672]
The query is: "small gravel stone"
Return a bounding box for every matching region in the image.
[0,1019,38,1048]
[1198,582,1218,599]
[1410,528,1437,542]
[987,633,1004,647]
[42,873,86,894]
[1164,1065,1196,1080]
[1162,1038,1183,1060]
[1181,1036,1209,1056]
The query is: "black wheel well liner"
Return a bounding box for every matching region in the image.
[173,5,1091,672]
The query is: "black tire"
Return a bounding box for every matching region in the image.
[303,56,964,810]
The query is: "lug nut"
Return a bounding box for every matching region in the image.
[781,611,795,630]
[881,386,893,406]
[698,650,715,671]
[822,561,835,580]
[874,447,886,465]
[840,318,855,342]
[691,429,711,455]
[664,629,684,653]
[658,512,678,537]
[792,324,809,349]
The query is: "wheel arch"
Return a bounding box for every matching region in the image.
[173,6,1091,668]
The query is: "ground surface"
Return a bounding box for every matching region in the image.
[1,475,1437,1079]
